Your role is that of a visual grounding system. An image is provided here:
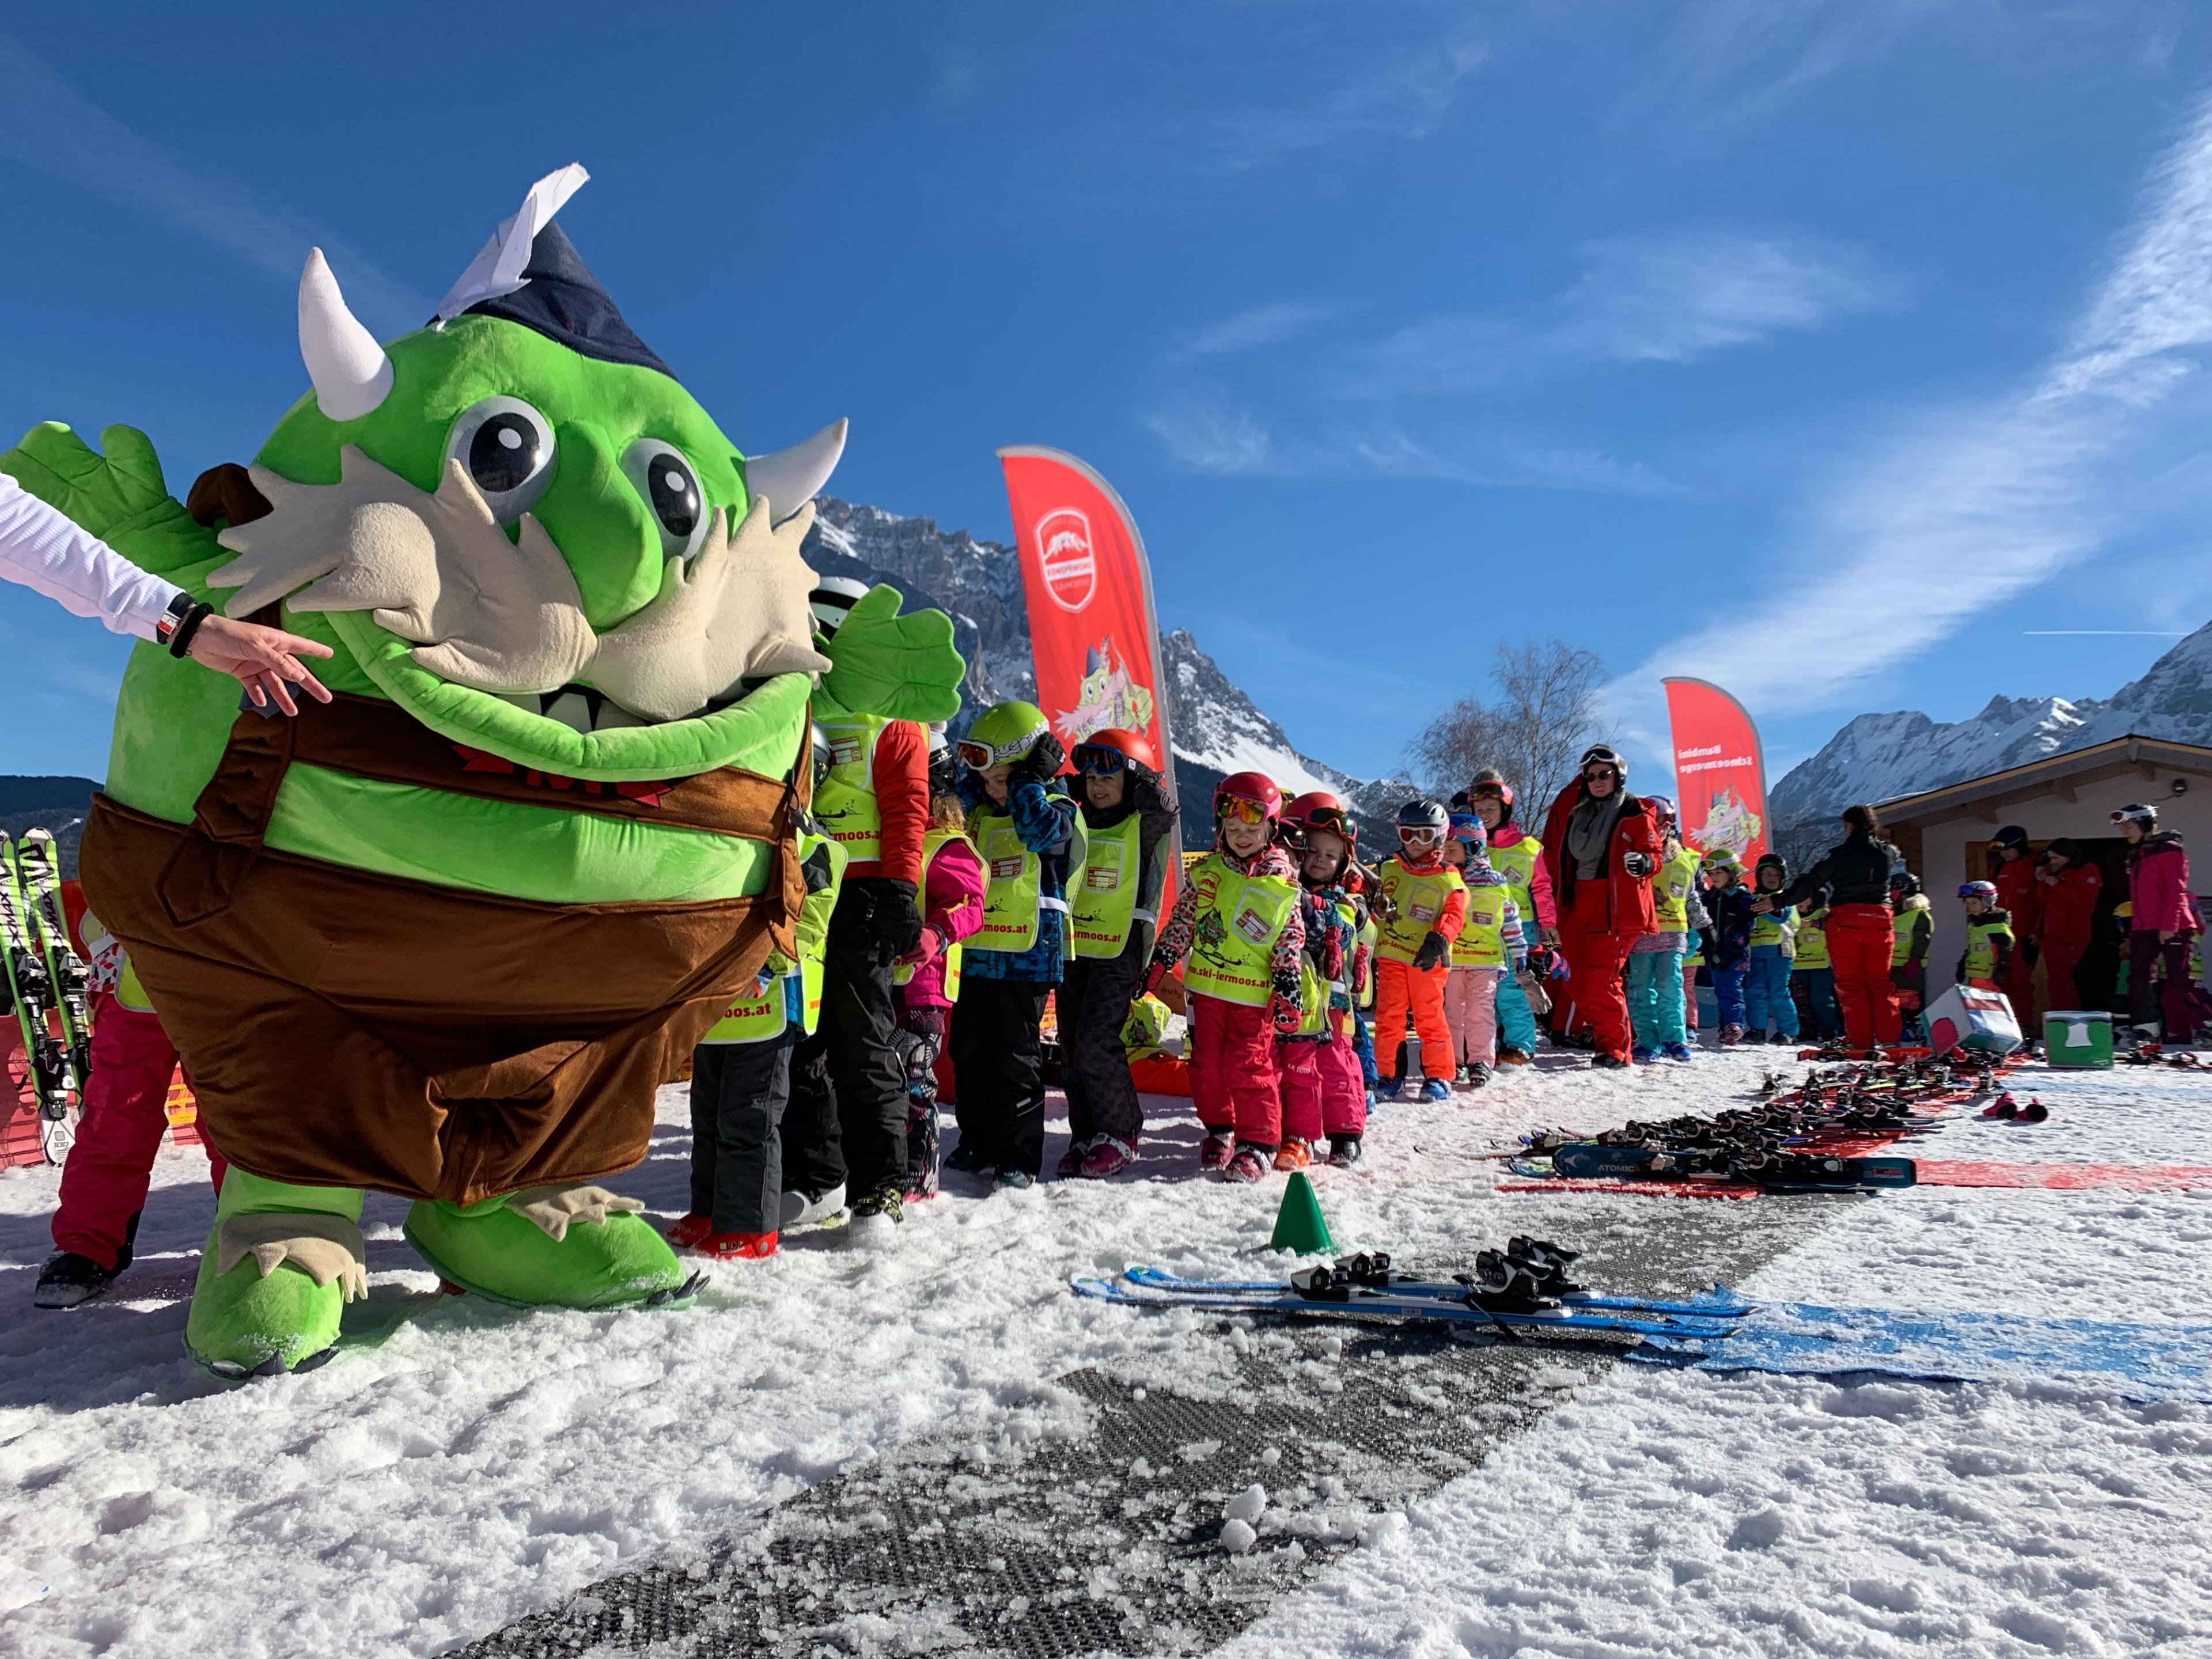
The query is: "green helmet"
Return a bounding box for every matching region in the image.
[960,701,1052,768]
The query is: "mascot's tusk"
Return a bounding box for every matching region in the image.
[742,419,847,524]
[298,249,393,422]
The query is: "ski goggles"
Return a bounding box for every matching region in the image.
[955,740,998,770]
[1468,781,1509,802]
[1071,744,1130,776]
[1297,805,1353,836]
[1399,825,1444,846]
[1217,796,1272,827]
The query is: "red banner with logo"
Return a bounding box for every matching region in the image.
[998,446,1179,902]
[1662,677,1769,865]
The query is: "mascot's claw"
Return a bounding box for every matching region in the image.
[214,1212,370,1301]
[505,1183,646,1243]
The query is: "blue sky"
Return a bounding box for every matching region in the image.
[6,2,2212,791]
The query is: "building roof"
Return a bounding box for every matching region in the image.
[1877,734,2212,828]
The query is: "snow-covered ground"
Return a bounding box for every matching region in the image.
[1,1050,2207,1657]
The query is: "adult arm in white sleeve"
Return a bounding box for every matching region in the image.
[0,469,335,713]
[0,469,183,640]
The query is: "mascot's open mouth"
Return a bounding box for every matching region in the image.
[210,445,830,782]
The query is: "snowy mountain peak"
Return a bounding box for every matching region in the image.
[1768,618,2212,825]
[800,499,1404,838]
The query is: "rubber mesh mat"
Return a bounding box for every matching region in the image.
[453,1196,1844,1658]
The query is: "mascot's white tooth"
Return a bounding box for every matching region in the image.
[742,419,847,524]
[541,691,594,735]
[298,249,394,421]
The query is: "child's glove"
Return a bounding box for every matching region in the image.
[1412,931,1448,972]
[1012,733,1067,785]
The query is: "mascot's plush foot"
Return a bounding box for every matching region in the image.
[402,1185,701,1310]
[187,1169,368,1381]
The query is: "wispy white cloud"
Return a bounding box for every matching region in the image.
[1147,392,1690,498]
[1174,300,1342,361]
[0,33,423,328]
[1344,229,1895,395]
[931,44,980,111]
[1208,24,1488,172]
[1630,0,1929,130]
[1619,86,2212,717]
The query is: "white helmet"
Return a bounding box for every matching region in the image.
[809,575,872,638]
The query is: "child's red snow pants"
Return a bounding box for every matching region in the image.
[1190,993,1281,1146]
[52,994,226,1270]
[1277,1027,1368,1145]
[1373,957,1452,1081]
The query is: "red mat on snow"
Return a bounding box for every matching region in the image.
[1916,1160,2212,1191]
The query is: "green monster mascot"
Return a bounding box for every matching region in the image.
[0,167,963,1378]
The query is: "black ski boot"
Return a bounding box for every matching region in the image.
[35,1249,126,1309]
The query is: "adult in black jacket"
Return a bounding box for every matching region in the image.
[1756,804,1903,1051]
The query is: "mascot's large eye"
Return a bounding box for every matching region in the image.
[444,397,556,522]
[621,439,708,562]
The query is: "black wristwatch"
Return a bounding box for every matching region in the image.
[155,593,214,658]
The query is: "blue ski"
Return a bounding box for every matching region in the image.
[1123,1264,1755,1321]
[1072,1277,1740,1338]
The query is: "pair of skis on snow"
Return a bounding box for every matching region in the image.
[1511,1141,1916,1190]
[1072,1260,1751,1338]
[0,829,92,1164]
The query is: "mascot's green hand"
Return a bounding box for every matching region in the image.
[2,422,214,581]
[822,584,966,724]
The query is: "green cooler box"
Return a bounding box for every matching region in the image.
[2044,1009,2113,1069]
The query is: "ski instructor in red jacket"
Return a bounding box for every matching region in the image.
[1539,745,1662,1069]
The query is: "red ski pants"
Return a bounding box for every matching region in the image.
[1373,957,1452,1081]
[1825,904,1902,1051]
[53,995,226,1271]
[2041,938,2088,1011]
[1277,1026,1367,1145]
[1190,993,1282,1146]
[1555,889,1635,1060]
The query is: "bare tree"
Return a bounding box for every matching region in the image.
[1407,639,1609,810]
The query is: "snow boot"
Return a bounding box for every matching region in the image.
[1080,1136,1137,1179]
[1274,1138,1313,1173]
[1327,1134,1363,1168]
[1199,1129,1236,1170]
[1661,1042,1695,1062]
[943,1141,990,1175]
[1980,1092,2018,1120]
[1496,1047,1533,1067]
[1631,1046,1657,1065]
[665,1213,714,1251]
[1376,1077,1408,1103]
[847,1184,904,1249]
[993,1169,1036,1192]
[1591,1052,1628,1070]
[698,1230,778,1260]
[1419,1078,1452,1103]
[2020,1097,2048,1123]
[780,1182,847,1228]
[34,1249,127,1310]
[187,1168,368,1380]
[904,1099,941,1199]
[404,1186,696,1311]
[1055,1138,1094,1180]
[1224,1145,1271,1184]
[1719,1024,1746,1046]
[1464,1062,1493,1089]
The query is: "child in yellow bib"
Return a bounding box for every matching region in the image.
[1146,774,1306,1184]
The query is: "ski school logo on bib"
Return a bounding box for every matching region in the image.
[1410,903,1437,923]
[1034,508,1096,613]
[1234,904,1275,945]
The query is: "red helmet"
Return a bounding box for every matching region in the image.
[1070,727,1160,775]
[1285,790,1358,844]
[1214,771,1282,823]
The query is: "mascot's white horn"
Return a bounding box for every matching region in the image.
[299,248,394,422]
[744,419,848,524]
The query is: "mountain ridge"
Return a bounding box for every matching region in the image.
[803,497,1412,842]
[1770,621,2212,827]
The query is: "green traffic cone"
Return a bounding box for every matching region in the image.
[1269,1171,1336,1255]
